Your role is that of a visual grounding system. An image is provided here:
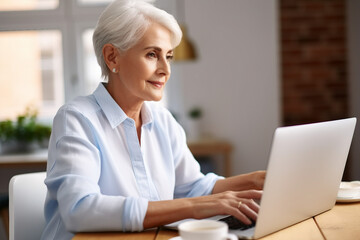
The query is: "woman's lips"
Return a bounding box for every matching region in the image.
[147,80,164,88]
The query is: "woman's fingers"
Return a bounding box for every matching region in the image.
[236,189,263,200]
[244,198,260,214]
[192,190,262,224]
[233,206,253,225]
[230,190,262,224]
[237,199,258,222]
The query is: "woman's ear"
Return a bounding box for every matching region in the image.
[102,43,119,73]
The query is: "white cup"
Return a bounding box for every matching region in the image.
[338,181,360,198]
[178,219,237,240]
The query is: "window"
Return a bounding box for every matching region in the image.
[81,29,102,95]
[0,0,58,11]
[0,0,177,121]
[0,0,110,121]
[77,0,113,6]
[0,30,63,119]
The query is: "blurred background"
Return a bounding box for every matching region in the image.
[0,0,358,184]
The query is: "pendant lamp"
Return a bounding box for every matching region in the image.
[174,0,197,61]
[174,25,197,61]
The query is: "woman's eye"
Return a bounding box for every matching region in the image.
[167,55,174,61]
[147,52,157,58]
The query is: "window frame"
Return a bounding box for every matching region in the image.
[0,0,108,118]
[0,0,179,120]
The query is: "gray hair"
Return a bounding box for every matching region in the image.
[93,0,182,79]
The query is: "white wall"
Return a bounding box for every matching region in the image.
[169,0,281,175]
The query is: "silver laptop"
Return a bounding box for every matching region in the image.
[166,118,356,239]
[230,117,356,239]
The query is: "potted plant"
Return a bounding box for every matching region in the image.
[0,108,51,154]
[188,107,202,119]
[187,107,203,141]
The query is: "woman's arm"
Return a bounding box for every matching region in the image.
[145,112,266,230]
[212,171,266,194]
[143,189,262,229]
[144,171,266,229]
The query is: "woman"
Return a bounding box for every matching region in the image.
[41,0,265,239]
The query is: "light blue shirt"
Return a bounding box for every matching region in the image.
[41,83,222,240]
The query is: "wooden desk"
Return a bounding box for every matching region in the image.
[188,139,232,177]
[315,202,360,239]
[73,202,360,240]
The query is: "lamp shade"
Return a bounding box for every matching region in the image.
[174,25,197,61]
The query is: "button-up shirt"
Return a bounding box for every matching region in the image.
[41,83,222,240]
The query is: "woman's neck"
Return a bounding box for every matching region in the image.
[105,80,143,120]
[105,80,143,143]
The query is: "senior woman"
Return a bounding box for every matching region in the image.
[41,0,265,239]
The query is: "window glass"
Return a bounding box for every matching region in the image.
[82,29,102,94]
[0,30,63,120]
[0,0,58,11]
[77,0,112,6]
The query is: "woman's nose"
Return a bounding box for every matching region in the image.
[156,57,171,76]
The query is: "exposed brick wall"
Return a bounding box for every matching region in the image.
[280,0,348,126]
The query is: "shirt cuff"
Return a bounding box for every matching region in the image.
[122,197,149,232]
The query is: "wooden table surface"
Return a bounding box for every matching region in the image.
[314,202,360,240]
[73,202,360,240]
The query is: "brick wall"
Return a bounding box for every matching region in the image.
[280,0,348,126]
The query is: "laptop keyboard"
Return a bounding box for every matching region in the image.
[219,216,256,230]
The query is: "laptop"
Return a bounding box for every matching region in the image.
[167,117,357,239]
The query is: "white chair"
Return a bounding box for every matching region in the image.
[9,172,47,240]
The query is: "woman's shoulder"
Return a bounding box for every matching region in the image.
[56,94,99,118]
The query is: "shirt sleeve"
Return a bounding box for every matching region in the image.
[173,147,224,198]
[45,106,148,233]
[166,112,224,199]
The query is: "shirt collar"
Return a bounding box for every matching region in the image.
[93,83,153,129]
[141,102,153,129]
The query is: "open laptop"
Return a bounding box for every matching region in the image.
[167,117,357,239]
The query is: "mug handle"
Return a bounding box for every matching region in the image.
[224,233,237,240]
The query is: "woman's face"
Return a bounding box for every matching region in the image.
[116,22,173,103]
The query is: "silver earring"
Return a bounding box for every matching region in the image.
[112,68,116,73]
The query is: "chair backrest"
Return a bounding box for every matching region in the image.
[9,172,47,240]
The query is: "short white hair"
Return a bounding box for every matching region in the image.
[93,0,182,79]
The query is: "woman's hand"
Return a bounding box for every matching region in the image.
[212,170,266,194]
[144,189,262,229]
[251,170,266,190]
[144,171,266,229]
[190,190,262,225]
